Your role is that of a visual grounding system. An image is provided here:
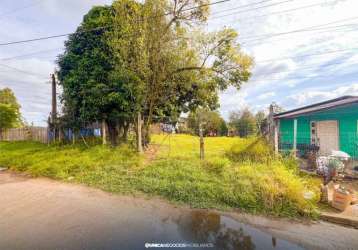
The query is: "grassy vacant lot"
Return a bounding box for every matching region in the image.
[0,134,320,217]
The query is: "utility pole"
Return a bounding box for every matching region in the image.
[51,74,57,124]
[51,73,57,141]
[137,113,143,153]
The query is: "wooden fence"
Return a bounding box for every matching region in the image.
[0,127,48,143]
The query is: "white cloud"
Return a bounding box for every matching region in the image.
[286,83,358,107]
[257,91,275,100]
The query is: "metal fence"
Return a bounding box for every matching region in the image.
[278,132,358,160]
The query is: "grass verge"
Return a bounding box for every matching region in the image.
[0,135,320,218]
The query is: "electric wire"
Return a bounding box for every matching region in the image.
[0,0,230,47]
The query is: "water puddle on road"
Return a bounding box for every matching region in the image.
[101,209,305,250]
[163,210,304,250]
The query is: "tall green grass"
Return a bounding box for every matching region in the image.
[0,135,320,217]
[226,137,273,163]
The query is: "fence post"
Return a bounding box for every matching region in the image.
[293,119,297,156]
[102,120,107,145]
[274,120,279,154]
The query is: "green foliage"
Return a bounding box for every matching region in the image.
[188,108,227,136]
[57,6,115,127]
[229,108,257,137]
[255,110,267,135]
[0,88,22,128]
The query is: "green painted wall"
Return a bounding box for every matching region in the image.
[278,103,358,158]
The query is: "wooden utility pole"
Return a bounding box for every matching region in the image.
[50,73,57,141]
[51,74,57,124]
[137,113,143,153]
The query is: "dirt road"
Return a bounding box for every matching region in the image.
[0,171,357,250]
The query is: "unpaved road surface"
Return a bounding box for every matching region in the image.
[0,171,357,250]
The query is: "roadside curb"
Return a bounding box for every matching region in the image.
[320,212,358,229]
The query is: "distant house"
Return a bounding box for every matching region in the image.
[273,96,358,159]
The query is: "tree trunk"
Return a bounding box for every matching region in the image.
[122,121,129,142]
[137,113,143,153]
[72,128,76,145]
[107,122,118,146]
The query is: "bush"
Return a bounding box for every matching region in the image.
[226,137,273,163]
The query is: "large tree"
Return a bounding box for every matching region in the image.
[0,88,22,129]
[110,0,252,144]
[58,0,253,147]
[57,6,143,145]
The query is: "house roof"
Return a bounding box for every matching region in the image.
[274,95,358,119]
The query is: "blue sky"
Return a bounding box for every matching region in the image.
[0,0,357,125]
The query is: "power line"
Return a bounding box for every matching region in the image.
[252,59,356,77]
[0,48,63,61]
[252,60,358,79]
[0,63,47,78]
[209,1,328,22]
[210,0,276,15]
[210,0,295,19]
[255,46,358,64]
[246,25,358,47]
[0,1,230,77]
[248,70,357,83]
[242,23,358,45]
[0,0,229,47]
[0,0,43,19]
[240,16,358,42]
[0,28,101,46]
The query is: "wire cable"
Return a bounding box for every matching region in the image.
[0,0,230,47]
[209,1,329,22]
[0,48,63,61]
[0,63,48,78]
[255,47,358,64]
[252,60,358,79]
[240,16,358,43]
[210,0,276,15]
[210,0,295,19]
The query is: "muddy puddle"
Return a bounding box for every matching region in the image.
[89,210,304,250]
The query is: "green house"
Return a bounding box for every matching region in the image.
[273,96,358,159]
